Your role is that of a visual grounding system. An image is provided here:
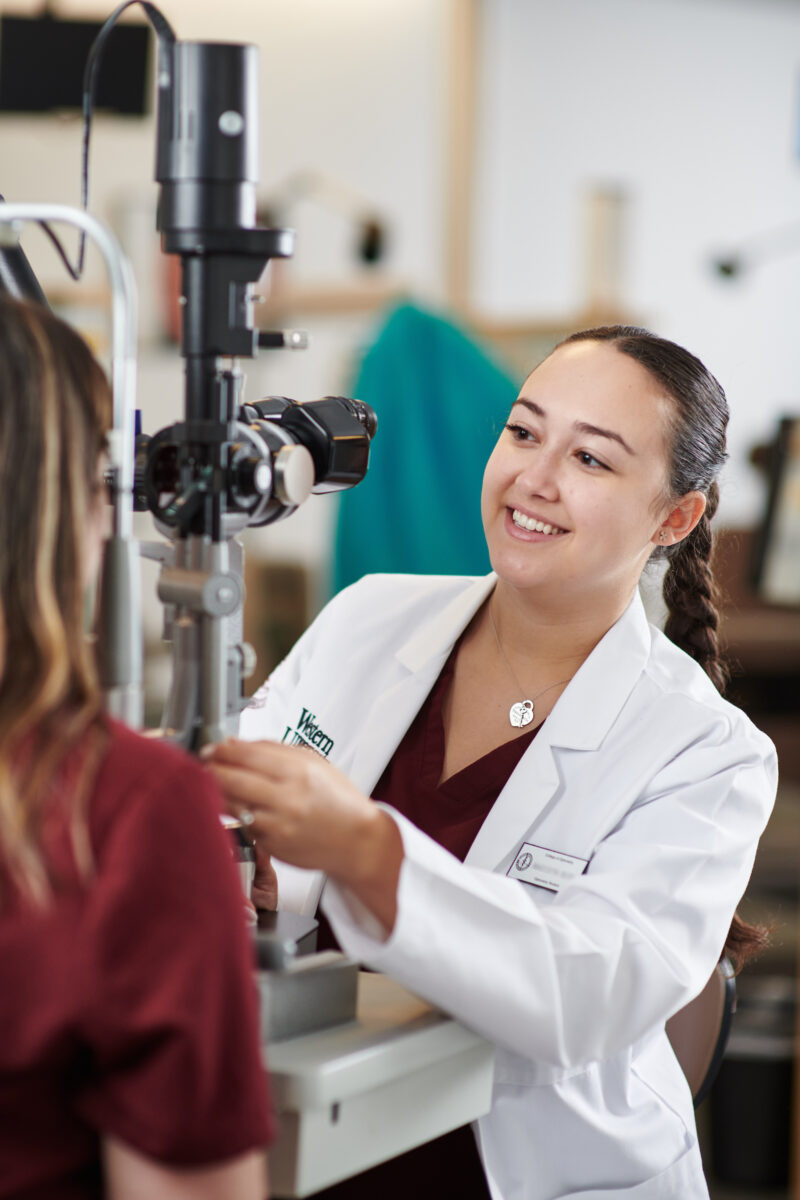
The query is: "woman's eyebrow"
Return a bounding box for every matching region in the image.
[574,421,635,456]
[511,398,546,419]
[511,398,634,456]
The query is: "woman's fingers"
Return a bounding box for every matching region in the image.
[203,738,401,929]
[206,764,271,820]
[252,846,279,911]
[207,749,355,872]
[203,738,296,780]
[206,756,321,866]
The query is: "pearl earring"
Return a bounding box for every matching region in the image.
[659,530,668,542]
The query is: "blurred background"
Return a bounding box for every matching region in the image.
[1,0,800,1193]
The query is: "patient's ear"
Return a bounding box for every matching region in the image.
[653,491,707,548]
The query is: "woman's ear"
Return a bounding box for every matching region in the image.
[653,491,707,548]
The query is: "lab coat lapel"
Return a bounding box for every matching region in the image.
[465,590,653,870]
[346,667,441,795]
[347,575,497,795]
[464,733,561,871]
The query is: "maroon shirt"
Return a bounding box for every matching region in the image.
[0,719,273,1200]
[373,645,538,853]
[315,648,539,1200]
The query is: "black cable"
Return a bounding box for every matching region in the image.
[0,193,49,303]
[38,1,176,281]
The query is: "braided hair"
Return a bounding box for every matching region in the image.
[556,326,767,971]
[662,480,726,693]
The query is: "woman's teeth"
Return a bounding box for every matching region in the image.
[511,509,565,535]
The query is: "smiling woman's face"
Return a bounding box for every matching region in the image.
[481,340,676,612]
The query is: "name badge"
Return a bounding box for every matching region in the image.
[507,842,589,892]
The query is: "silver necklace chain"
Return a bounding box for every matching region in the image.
[488,604,570,728]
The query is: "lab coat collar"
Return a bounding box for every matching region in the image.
[396,574,497,672]
[542,587,652,751]
[396,573,652,753]
[347,576,495,795]
[348,574,653,817]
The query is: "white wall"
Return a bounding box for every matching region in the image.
[2,0,799,535]
[0,0,448,293]
[0,0,450,579]
[474,0,800,526]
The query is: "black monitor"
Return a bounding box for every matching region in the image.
[0,14,151,116]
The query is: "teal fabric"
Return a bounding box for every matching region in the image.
[330,303,519,596]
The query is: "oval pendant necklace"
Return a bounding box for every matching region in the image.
[488,604,570,728]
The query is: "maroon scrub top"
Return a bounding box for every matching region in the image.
[315,647,539,1200]
[0,719,274,1200]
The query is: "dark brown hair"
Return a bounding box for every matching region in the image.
[556,325,767,971]
[0,296,110,905]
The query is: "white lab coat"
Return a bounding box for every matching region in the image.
[241,573,777,1200]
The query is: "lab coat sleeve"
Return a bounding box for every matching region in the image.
[323,721,777,1070]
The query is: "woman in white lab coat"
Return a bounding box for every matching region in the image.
[207,326,777,1200]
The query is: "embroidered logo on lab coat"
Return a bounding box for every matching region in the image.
[282,707,335,757]
[507,842,589,892]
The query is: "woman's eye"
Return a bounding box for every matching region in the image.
[505,422,536,442]
[576,450,609,470]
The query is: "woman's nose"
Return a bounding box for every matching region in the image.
[517,449,560,499]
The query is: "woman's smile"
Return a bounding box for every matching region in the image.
[507,507,569,539]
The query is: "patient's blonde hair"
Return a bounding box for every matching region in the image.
[0,297,110,905]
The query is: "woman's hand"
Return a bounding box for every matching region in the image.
[204,739,403,932]
[251,844,279,912]
[206,739,374,875]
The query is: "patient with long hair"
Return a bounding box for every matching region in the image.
[0,296,272,1200]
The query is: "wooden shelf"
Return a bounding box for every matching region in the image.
[255,277,410,321]
[720,609,800,673]
[714,528,800,673]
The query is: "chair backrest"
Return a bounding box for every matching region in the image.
[666,958,736,1108]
